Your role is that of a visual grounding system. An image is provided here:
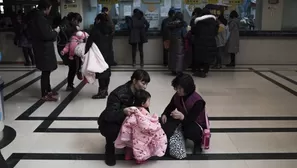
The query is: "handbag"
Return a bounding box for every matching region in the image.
[202,111,211,149]
[181,98,211,151]
[169,124,187,159]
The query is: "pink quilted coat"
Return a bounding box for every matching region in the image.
[114,107,167,161]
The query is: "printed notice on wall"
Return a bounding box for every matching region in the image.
[123,5,132,16]
[173,0,182,8]
[161,6,169,17]
[133,0,141,8]
[145,10,159,28]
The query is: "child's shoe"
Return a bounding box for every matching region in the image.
[136,160,146,164]
[124,148,133,161]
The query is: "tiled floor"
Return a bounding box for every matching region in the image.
[1,65,297,168]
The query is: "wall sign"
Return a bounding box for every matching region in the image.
[97,0,118,4]
[142,0,162,4]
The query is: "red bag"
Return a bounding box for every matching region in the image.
[201,111,211,149]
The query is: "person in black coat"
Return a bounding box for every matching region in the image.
[28,0,60,101]
[192,8,218,78]
[127,9,149,67]
[57,12,82,91]
[85,13,113,99]
[161,9,175,66]
[98,69,150,166]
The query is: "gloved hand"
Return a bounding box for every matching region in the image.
[54,26,60,33]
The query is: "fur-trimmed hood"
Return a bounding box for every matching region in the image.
[194,15,216,24]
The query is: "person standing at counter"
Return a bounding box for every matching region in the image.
[28,0,60,101]
[192,8,218,78]
[127,9,150,67]
[101,7,117,66]
[226,10,240,67]
[161,9,175,67]
[167,12,187,75]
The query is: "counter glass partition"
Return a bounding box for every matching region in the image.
[95,0,259,32]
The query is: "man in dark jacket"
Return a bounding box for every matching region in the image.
[161,9,175,66]
[192,8,218,78]
[28,0,60,101]
[98,69,150,166]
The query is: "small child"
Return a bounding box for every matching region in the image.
[61,30,89,80]
[214,15,228,69]
[115,90,167,164]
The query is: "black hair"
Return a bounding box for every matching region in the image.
[131,69,150,83]
[38,0,52,10]
[66,12,82,23]
[168,9,175,17]
[173,12,184,21]
[229,10,239,19]
[193,7,202,16]
[101,7,109,13]
[134,90,151,107]
[72,12,82,23]
[218,14,227,26]
[201,8,211,16]
[171,73,195,95]
[95,13,108,23]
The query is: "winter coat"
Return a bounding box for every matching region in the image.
[127,15,150,44]
[192,15,218,64]
[28,9,58,71]
[161,17,173,41]
[227,18,240,54]
[85,22,113,79]
[62,31,89,59]
[75,42,109,84]
[57,17,78,65]
[167,19,187,73]
[216,23,227,47]
[115,107,167,161]
[16,23,32,48]
[98,81,136,135]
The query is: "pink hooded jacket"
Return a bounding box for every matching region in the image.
[62,31,89,60]
[115,107,167,161]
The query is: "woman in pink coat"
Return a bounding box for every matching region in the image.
[115,90,167,164]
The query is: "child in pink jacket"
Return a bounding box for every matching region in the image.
[61,30,89,80]
[115,90,167,164]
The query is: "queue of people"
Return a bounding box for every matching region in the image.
[162,8,240,78]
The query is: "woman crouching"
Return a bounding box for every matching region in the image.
[161,73,207,154]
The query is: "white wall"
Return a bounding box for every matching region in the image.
[281,0,297,30]
[261,0,284,30]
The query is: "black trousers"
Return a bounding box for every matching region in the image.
[161,117,203,143]
[22,47,35,65]
[131,43,144,63]
[196,63,210,74]
[163,47,169,66]
[41,71,52,97]
[67,57,81,86]
[98,77,110,90]
[0,151,8,168]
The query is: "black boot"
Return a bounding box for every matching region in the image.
[226,54,235,67]
[193,141,202,154]
[92,88,107,99]
[132,53,136,67]
[140,52,144,68]
[105,142,116,166]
